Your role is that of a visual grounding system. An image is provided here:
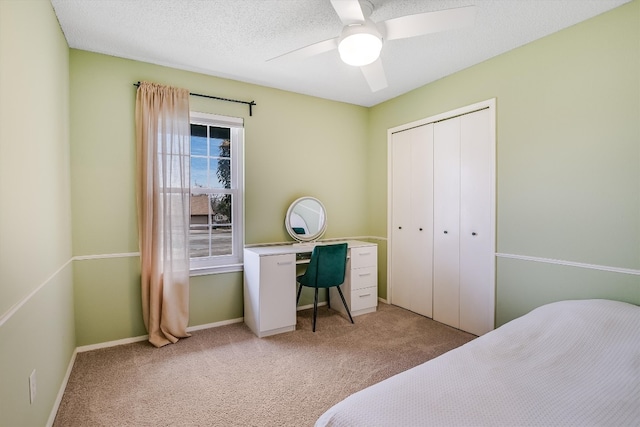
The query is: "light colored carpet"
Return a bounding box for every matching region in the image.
[54,303,475,427]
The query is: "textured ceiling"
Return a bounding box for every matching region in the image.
[51,0,630,107]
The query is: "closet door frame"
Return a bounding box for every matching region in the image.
[387,98,497,322]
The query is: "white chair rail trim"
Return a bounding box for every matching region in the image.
[74,252,140,260]
[496,252,640,276]
[0,258,73,328]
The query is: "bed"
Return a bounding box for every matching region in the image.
[316,299,640,426]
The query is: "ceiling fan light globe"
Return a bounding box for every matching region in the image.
[338,33,382,67]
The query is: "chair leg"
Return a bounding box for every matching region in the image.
[336,286,354,324]
[313,288,319,332]
[327,287,331,309]
[296,283,303,304]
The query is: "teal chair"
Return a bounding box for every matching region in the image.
[296,243,354,332]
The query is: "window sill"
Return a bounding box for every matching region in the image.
[190,263,244,277]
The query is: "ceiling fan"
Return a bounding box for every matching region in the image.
[269,0,476,92]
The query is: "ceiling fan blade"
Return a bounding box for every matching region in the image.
[330,0,365,25]
[360,58,387,92]
[267,37,338,62]
[380,5,477,41]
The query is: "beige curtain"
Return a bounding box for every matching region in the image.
[135,82,191,348]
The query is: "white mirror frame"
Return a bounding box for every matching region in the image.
[285,197,327,243]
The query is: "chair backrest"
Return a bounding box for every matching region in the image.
[301,243,348,288]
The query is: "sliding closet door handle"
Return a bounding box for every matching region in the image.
[472,232,477,236]
[443,230,448,234]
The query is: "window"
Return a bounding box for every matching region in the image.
[189,112,244,274]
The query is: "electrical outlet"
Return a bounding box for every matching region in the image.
[29,369,36,404]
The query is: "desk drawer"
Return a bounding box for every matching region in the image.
[350,246,377,269]
[350,266,377,291]
[351,286,377,311]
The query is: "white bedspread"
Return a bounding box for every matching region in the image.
[316,299,640,426]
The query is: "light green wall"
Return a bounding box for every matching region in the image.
[369,0,640,320]
[69,50,370,345]
[0,1,75,425]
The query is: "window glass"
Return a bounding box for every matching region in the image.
[189,113,244,274]
[190,125,207,157]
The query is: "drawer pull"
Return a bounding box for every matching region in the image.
[359,293,372,297]
[277,261,293,266]
[358,272,371,277]
[358,252,371,256]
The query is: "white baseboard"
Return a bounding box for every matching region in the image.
[76,334,150,353]
[186,317,244,332]
[297,301,328,311]
[75,317,246,353]
[46,349,77,427]
[297,299,387,310]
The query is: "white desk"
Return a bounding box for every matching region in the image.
[243,240,378,337]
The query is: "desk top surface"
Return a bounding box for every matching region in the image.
[244,239,376,256]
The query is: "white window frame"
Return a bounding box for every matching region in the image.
[189,111,244,275]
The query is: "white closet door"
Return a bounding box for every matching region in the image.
[390,131,413,311]
[433,117,461,329]
[410,124,433,317]
[390,124,433,317]
[389,100,495,335]
[459,109,494,335]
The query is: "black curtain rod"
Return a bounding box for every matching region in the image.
[134,82,256,116]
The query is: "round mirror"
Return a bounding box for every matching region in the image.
[285,197,327,242]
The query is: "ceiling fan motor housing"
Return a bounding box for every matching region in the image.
[338,19,383,66]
